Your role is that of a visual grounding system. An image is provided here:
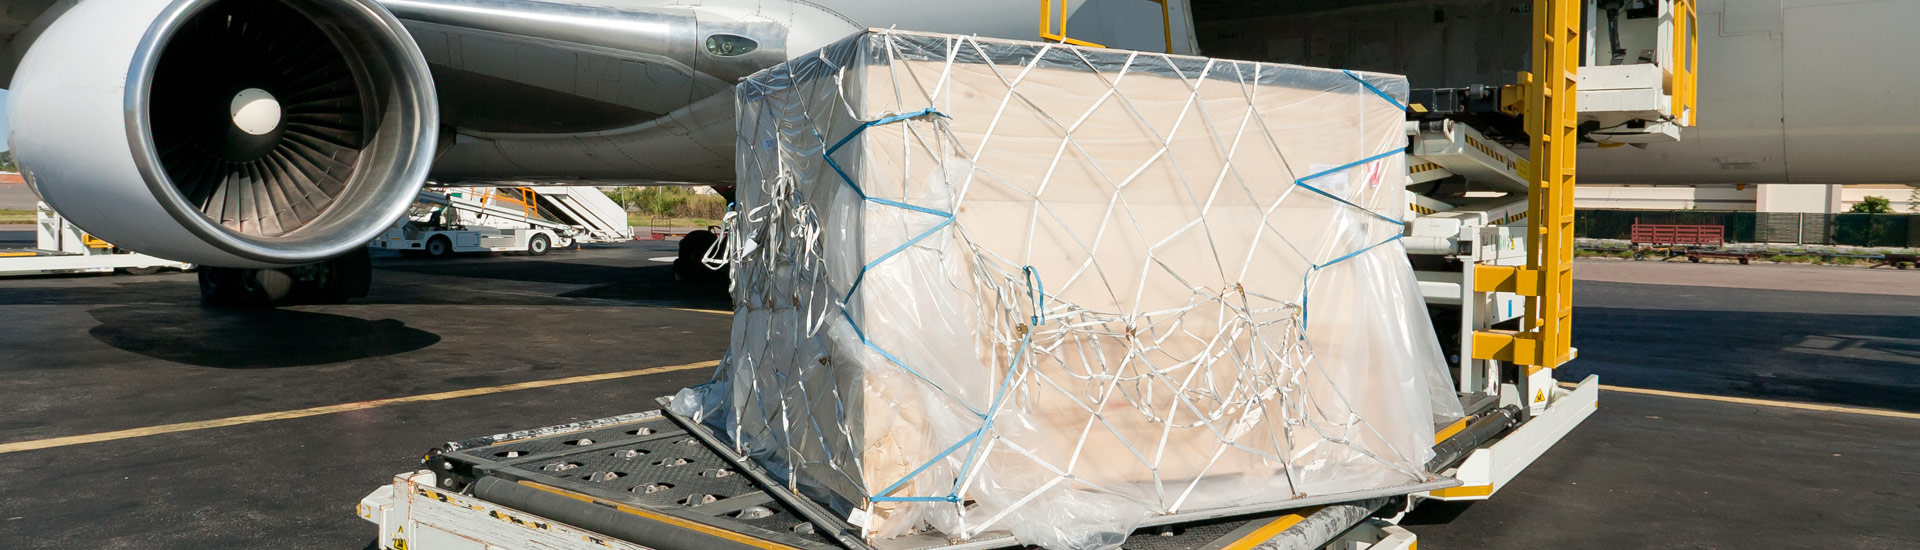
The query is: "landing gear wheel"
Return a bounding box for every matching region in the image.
[673,230,722,282]
[318,248,373,304]
[425,236,452,258]
[527,234,551,256]
[245,269,295,305]
[198,267,247,306]
[199,267,291,307]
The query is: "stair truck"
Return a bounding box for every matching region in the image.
[372,187,634,258]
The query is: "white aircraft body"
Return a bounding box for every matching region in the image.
[0,0,1909,284]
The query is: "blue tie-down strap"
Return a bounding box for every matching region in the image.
[823,107,951,201]
[871,329,1036,504]
[802,105,1027,504]
[1296,233,1406,332]
[1024,265,1047,327]
[866,267,1048,504]
[816,107,966,409]
[1288,146,1408,332]
[1292,149,1406,227]
[1344,69,1408,111]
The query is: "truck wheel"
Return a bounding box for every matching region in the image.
[425,236,452,258]
[528,234,551,256]
[121,266,162,276]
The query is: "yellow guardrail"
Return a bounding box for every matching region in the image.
[1039,0,1174,53]
[1473,0,1580,370]
[1672,0,1698,126]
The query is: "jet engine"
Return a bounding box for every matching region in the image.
[8,0,436,268]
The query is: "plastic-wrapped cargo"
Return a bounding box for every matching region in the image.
[673,29,1463,550]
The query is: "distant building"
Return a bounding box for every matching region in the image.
[1576,184,1920,213]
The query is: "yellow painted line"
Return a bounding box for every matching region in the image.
[0,359,721,455]
[519,481,800,550]
[1223,507,1319,550]
[1566,382,1920,421]
[0,252,36,257]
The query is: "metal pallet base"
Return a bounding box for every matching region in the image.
[429,410,843,550]
[423,404,1459,550]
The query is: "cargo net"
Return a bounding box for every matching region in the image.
[680,31,1455,550]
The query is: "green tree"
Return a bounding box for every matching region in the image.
[604,187,647,211]
[0,150,14,172]
[1849,195,1893,214]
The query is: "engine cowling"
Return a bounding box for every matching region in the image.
[8,0,436,267]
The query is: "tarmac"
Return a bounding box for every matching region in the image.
[0,245,1914,549]
[0,183,35,210]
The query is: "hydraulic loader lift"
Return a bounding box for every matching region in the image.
[362,0,1702,546]
[363,402,1432,550]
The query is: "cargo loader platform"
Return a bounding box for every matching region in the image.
[360,399,1465,550]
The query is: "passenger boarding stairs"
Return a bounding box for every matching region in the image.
[418,187,632,244]
[531,187,633,244]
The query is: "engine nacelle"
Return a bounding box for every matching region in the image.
[8,0,436,267]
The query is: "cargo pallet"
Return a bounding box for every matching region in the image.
[363,397,1568,550]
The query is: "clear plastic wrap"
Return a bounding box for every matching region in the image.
[673,29,1464,550]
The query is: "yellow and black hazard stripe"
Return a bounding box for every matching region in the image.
[1464,135,1520,172]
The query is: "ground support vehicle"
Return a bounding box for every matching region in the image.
[363,402,1457,550]
[0,202,192,277]
[375,222,563,258]
[371,187,630,257]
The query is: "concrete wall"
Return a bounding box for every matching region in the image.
[1756,185,1833,213]
[1578,183,1920,213]
[1838,184,1920,213]
[1576,184,1755,211]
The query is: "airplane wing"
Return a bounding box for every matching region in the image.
[0,0,65,87]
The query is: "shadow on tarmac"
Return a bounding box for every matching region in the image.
[377,260,731,310]
[0,277,199,305]
[1568,305,1920,413]
[87,305,441,368]
[1400,500,1474,526]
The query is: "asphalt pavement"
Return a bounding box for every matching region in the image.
[0,249,1913,549]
